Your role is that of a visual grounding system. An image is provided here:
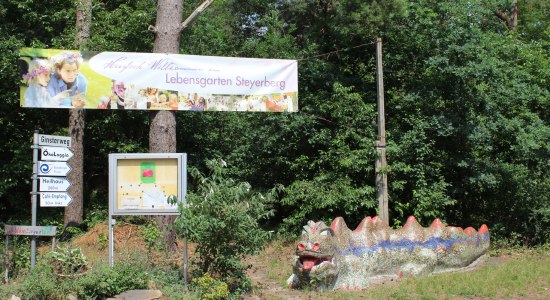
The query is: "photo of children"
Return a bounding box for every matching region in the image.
[109,80,126,109]
[22,59,58,108]
[47,52,87,108]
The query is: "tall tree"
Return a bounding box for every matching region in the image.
[148,0,213,249]
[65,0,92,227]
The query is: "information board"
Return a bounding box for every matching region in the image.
[109,153,186,215]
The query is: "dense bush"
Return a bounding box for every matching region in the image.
[1,254,150,299]
[174,159,279,293]
[192,273,230,300]
[78,260,149,298]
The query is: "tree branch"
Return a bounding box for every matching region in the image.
[180,0,215,31]
[494,0,518,30]
[493,8,510,23]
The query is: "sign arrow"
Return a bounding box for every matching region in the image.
[39,177,71,192]
[40,192,73,207]
[40,146,74,162]
[38,161,72,176]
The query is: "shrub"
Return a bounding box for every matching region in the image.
[49,245,88,275]
[78,259,149,298]
[174,158,279,293]
[192,273,230,300]
[16,261,61,299]
[139,218,163,250]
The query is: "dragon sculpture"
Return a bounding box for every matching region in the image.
[287,216,490,291]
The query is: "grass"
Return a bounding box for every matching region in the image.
[253,241,550,300]
[340,251,550,299]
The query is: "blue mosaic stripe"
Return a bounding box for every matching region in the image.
[340,233,489,256]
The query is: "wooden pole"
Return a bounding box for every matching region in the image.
[375,38,389,226]
[4,234,8,282]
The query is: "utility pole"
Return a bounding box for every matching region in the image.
[375,38,389,226]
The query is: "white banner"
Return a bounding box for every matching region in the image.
[19,48,298,112]
[89,52,297,95]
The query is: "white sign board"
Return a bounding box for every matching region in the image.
[89,52,298,96]
[38,161,72,176]
[38,134,72,148]
[39,177,71,192]
[40,146,74,161]
[40,192,73,207]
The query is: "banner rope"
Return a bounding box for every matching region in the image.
[296,41,377,61]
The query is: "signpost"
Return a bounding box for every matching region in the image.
[38,161,72,176]
[39,177,71,192]
[37,134,72,148]
[40,192,73,207]
[28,131,73,269]
[40,146,74,161]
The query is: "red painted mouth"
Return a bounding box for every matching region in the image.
[298,255,333,271]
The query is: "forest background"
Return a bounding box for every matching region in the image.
[0,0,548,246]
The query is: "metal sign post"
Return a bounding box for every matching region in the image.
[29,131,73,269]
[30,131,39,269]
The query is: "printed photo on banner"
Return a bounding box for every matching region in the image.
[19,48,298,112]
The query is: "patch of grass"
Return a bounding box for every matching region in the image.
[331,251,550,299]
[266,245,292,284]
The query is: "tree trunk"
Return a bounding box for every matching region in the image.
[150,0,184,251]
[65,0,92,227]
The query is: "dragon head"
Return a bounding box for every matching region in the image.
[288,220,339,290]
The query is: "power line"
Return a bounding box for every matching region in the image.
[297,41,377,61]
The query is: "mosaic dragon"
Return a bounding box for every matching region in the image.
[287,216,490,291]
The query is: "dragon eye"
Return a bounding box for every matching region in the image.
[319,229,333,236]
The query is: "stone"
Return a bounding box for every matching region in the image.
[111,289,163,300]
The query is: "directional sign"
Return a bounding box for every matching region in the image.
[40,192,73,207]
[38,161,72,176]
[40,146,74,161]
[39,177,71,192]
[38,134,72,148]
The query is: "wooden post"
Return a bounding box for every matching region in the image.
[4,235,8,283]
[375,38,389,226]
